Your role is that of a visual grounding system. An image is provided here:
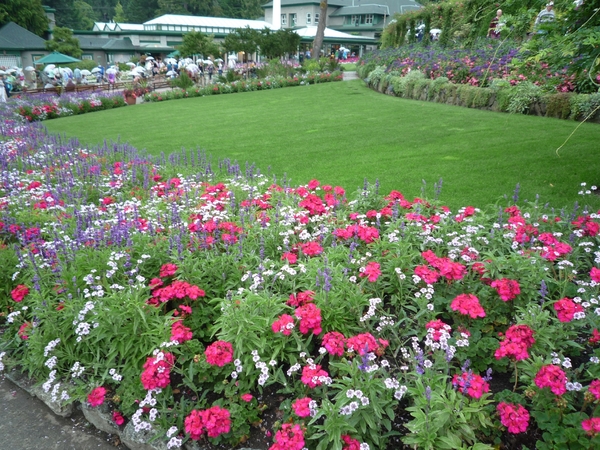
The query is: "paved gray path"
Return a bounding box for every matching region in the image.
[0,375,126,450]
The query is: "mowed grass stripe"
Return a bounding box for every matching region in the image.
[44,80,600,210]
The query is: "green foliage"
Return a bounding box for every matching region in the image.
[45,26,83,58]
[113,0,127,22]
[0,0,48,36]
[169,70,194,90]
[506,81,542,114]
[178,30,220,59]
[257,28,301,60]
[223,26,260,63]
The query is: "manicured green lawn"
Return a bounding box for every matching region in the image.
[45,80,600,210]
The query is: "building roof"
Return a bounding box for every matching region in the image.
[330,5,391,16]
[93,22,145,32]
[294,26,375,42]
[144,15,272,30]
[76,36,139,51]
[0,22,47,50]
[262,0,347,7]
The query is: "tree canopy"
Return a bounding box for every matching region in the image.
[0,0,48,36]
[178,30,221,58]
[45,26,83,58]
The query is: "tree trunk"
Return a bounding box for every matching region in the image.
[312,0,328,60]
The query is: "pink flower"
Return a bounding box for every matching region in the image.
[346,332,379,355]
[591,267,600,283]
[184,406,231,440]
[452,372,490,399]
[497,402,529,433]
[553,297,583,323]
[170,321,193,342]
[301,364,329,388]
[495,324,535,361]
[360,261,381,282]
[342,434,361,450]
[300,241,323,256]
[112,411,125,426]
[287,290,314,307]
[491,278,521,301]
[141,352,175,390]
[281,252,297,264]
[269,423,305,450]
[450,294,486,319]
[295,303,322,335]
[535,365,567,395]
[582,417,600,436]
[272,314,295,335]
[414,265,440,284]
[322,331,346,356]
[205,341,233,367]
[588,380,600,401]
[292,397,314,417]
[241,393,253,402]
[159,263,178,277]
[87,386,106,407]
[11,285,29,302]
[425,319,451,341]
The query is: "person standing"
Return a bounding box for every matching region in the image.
[0,77,7,102]
[488,9,504,38]
[535,2,555,27]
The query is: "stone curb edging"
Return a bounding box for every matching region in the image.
[5,368,260,450]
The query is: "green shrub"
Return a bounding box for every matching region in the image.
[506,82,542,114]
[545,93,573,120]
[170,71,194,90]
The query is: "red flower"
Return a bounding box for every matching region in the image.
[269,423,305,450]
[495,324,535,361]
[450,294,486,319]
[272,314,295,335]
[295,303,322,335]
[281,252,297,264]
[497,402,529,434]
[184,406,231,440]
[112,411,125,426]
[591,267,600,283]
[18,322,31,340]
[491,278,521,301]
[346,332,380,355]
[582,417,600,436]
[322,331,346,356]
[87,386,107,407]
[170,321,193,342]
[360,261,381,282]
[205,340,233,367]
[11,285,29,302]
[140,352,175,390]
[241,393,253,402]
[287,290,314,307]
[535,365,567,395]
[301,364,329,388]
[341,434,361,450]
[414,265,440,284]
[159,263,178,278]
[452,372,490,399]
[300,241,323,257]
[292,397,314,417]
[553,297,583,323]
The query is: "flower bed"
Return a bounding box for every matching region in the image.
[359,42,597,93]
[143,72,343,103]
[1,105,600,449]
[2,91,127,122]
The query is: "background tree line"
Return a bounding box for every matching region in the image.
[1,0,268,36]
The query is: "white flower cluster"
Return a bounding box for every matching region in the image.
[6,310,21,323]
[340,389,370,415]
[44,338,61,357]
[251,350,274,386]
[132,389,161,433]
[0,351,6,372]
[287,363,301,376]
[109,368,123,382]
[578,182,597,196]
[360,297,382,322]
[230,358,243,379]
[70,361,85,378]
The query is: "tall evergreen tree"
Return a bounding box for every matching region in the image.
[113,0,127,22]
[46,26,83,57]
[124,0,159,23]
[0,0,48,36]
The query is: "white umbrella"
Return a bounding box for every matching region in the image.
[44,64,56,72]
[204,60,214,65]
[166,70,176,76]
[80,69,91,76]
[0,70,5,75]
[6,68,17,74]
[145,56,155,60]
[25,66,35,71]
[131,67,145,74]
[186,64,199,72]
[165,58,177,64]
[126,62,136,67]
[215,58,223,62]
[91,67,102,73]
[106,68,118,75]
[430,28,442,35]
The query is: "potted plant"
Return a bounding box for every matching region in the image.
[122,83,137,105]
